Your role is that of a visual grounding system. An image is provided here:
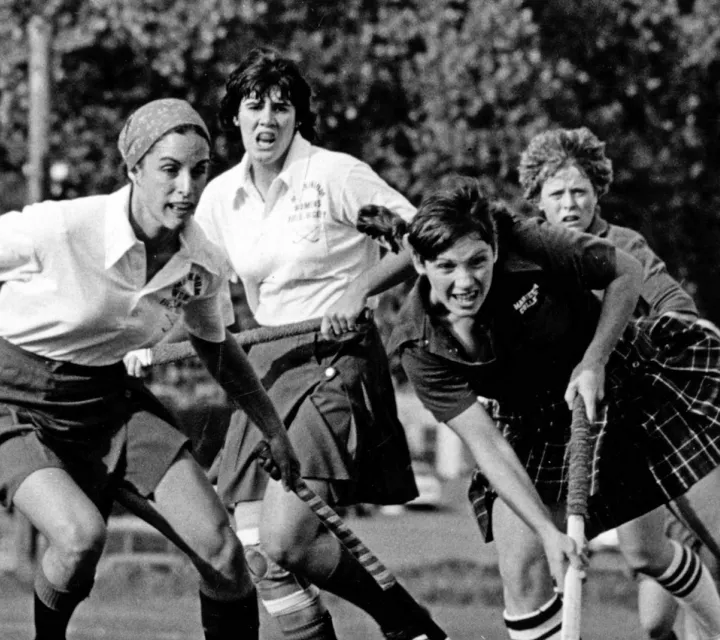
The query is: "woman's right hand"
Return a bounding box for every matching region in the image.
[256,435,302,493]
[564,359,605,422]
[539,525,588,593]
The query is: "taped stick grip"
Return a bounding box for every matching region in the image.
[560,395,591,640]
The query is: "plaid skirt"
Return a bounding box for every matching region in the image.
[469,313,720,542]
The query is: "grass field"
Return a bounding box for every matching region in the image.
[0,477,649,639]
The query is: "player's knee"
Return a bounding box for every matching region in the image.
[641,615,676,640]
[52,515,106,571]
[622,543,669,577]
[245,543,335,640]
[197,522,242,577]
[640,607,676,640]
[261,532,306,572]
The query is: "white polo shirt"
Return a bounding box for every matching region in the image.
[0,185,232,366]
[195,134,415,326]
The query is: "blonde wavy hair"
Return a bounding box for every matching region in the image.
[518,127,613,203]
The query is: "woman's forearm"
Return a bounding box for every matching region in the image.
[189,331,286,440]
[449,403,556,538]
[583,248,642,366]
[351,248,416,299]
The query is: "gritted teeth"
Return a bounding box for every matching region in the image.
[452,291,479,301]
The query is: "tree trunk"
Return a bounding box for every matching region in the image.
[11,13,54,581]
[26,14,52,205]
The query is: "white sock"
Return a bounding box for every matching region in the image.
[656,540,720,638]
[504,593,562,640]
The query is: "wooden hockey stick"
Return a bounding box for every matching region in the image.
[252,441,454,640]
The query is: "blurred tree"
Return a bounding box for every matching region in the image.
[1,0,719,320]
[524,0,720,317]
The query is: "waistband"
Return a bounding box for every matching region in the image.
[0,336,125,379]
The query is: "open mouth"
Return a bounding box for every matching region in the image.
[168,203,194,215]
[561,215,581,224]
[452,290,480,305]
[256,131,276,147]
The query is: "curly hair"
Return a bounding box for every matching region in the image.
[218,46,317,142]
[518,127,613,202]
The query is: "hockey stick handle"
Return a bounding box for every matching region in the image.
[152,318,323,365]
[560,395,591,640]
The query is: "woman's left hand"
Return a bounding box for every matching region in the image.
[254,435,302,493]
[123,348,153,378]
[539,526,588,593]
[564,360,605,422]
[321,286,368,339]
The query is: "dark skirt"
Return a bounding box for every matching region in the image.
[469,313,720,542]
[214,323,418,508]
[0,337,188,508]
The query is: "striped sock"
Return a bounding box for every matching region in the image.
[655,540,720,639]
[504,593,563,640]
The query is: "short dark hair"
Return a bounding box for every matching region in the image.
[518,127,613,202]
[409,176,500,262]
[218,47,317,142]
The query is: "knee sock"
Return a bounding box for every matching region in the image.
[199,589,259,640]
[313,546,435,637]
[503,593,563,640]
[33,570,92,640]
[655,540,720,639]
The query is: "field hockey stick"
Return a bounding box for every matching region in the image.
[151,309,377,366]
[152,318,323,365]
[252,441,454,640]
[560,395,592,640]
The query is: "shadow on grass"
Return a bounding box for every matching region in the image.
[0,555,633,612]
[396,558,637,610]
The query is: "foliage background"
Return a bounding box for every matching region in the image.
[2,0,720,385]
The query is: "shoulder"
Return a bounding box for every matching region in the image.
[182,219,231,278]
[202,163,245,198]
[304,145,365,181]
[386,279,432,355]
[605,223,648,249]
[21,193,109,239]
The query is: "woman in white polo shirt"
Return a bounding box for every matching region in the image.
[0,98,299,640]
[194,48,427,640]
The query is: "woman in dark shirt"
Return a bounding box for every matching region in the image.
[362,176,720,640]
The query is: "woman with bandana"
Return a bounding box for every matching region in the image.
[0,98,300,640]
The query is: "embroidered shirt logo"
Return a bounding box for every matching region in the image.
[513,283,540,315]
[289,181,326,243]
[159,268,204,311]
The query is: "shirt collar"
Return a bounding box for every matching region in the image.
[104,184,223,276]
[104,185,140,269]
[277,133,312,190]
[586,211,609,237]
